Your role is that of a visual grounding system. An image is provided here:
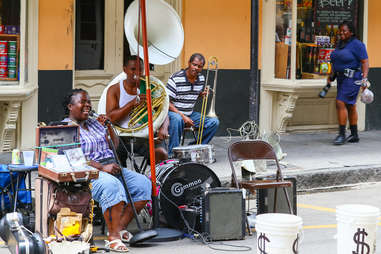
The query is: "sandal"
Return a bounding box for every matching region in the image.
[120,230,134,243]
[105,239,129,253]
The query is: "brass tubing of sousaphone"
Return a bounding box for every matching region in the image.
[129,96,165,127]
[127,81,162,126]
[129,84,160,117]
[114,78,167,134]
[128,88,163,126]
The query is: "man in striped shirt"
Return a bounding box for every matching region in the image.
[166,53,219,155]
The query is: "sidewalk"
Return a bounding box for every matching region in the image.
[1,131,381,253]
[1,130,380,190]
[206,130,381,191]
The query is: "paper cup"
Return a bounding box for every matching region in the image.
[22,151,35,166]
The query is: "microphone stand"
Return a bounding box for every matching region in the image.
[104,121,158,245]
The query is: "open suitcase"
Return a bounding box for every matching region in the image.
[35,125,98,183]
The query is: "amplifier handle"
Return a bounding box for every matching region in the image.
[70,172,89,182]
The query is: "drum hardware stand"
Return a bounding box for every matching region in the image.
[149,135,183,242]
[104,121,158,245]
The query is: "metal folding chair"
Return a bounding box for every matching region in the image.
[228,140,294,233]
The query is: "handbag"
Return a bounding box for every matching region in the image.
[48,182,92,217]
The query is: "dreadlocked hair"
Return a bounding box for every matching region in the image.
[62,88,87,117]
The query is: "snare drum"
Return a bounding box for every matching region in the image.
[172,144,215,164]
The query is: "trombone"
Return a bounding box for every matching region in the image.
[197,56,218,144]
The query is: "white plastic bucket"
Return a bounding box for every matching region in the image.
[336,204,380,254]
[255,213,303,254]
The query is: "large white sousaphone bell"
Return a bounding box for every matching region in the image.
[97,0,184,137]
[124,0,184,65]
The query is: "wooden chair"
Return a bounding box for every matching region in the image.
[228,140,294,232]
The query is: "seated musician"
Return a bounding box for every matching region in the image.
[62,88,151,252]
[166,53,219,155]
[106,55,169,165]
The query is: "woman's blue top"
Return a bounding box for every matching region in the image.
[330,38,368,72]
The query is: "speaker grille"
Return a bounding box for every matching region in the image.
[203,188,245,241]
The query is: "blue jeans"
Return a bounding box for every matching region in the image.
[91,169,151,214]
[168,111,219,155]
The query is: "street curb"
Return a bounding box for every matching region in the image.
[217,164,381,192]
[286,164,381,191]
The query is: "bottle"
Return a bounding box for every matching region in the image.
[329,24,335,47]
[307,46,313,73]
[296,47,302,79]
[316,22,322,36]
[312,47,316,72]
[299,22,305,43]
[285,20,292,45]
[311,22,316,44]
[314,47,320,73]
[334,25,340,47]
[319,83,331,98]
[325,24,331,36]
[305,24,311,42]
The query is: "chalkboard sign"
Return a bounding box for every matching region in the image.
[314,0,358,29]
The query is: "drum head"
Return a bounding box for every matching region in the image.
[158,162,221,230]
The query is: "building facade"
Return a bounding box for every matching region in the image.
[0,0,380,151]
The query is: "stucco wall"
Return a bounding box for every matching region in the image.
[368,0,381,68]
[39,0,73,70]
[182,0,256,69]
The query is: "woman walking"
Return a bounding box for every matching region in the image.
[328,21,369,145]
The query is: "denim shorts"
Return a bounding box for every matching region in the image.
[90,168,152,214]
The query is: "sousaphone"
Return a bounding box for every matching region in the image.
[98,0,184,137]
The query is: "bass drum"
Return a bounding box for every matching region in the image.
[156,160,221,230]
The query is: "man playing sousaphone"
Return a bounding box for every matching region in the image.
[106,55,169,165]
[167,53,220,155]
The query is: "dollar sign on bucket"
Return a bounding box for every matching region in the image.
[258,233,270,254]
[353,228,370,254]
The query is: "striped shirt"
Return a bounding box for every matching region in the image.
[63,118,114,162]
[166,69,205,116]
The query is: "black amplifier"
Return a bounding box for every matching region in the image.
[201,188,245,241]
[256,177,297,215]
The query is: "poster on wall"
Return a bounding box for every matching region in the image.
[314,0,358,30]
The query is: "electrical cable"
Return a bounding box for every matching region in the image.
[160,191,252,252]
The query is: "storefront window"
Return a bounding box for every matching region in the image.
[296,0,360,80]
[0,0,21,81]
[274,0,361,81]
[75,0,105,70]
[274,1,292,79]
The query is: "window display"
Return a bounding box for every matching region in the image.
[274,1,292,79]
[0,0,20,81]
[275,0,360,80]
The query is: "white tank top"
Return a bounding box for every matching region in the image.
[118,79,140,128]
